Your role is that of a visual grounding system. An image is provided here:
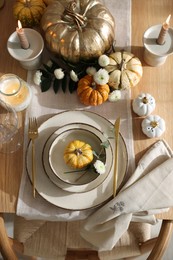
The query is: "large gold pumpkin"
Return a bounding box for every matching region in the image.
[105,51,143,90]
[13,0,46,28]
[41,0,115,63]
[64,140,94,169]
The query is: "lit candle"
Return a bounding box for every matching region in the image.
[157,14,171,45]
[16,20,30,49]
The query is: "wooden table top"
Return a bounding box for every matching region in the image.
[0,0,173,220]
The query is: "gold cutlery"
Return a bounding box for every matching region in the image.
[28,117,38,198]
[113,117,120,197]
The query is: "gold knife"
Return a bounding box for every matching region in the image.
[113,117,120,197]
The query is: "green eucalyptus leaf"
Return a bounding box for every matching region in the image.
[92,150,99,159]
[69,79,78,93]
[43,64,54,74]
[40,78,52,92]
[39,69,51,79]
[53,78,62,94]
[101,140,110,149]
[62,74,69,93]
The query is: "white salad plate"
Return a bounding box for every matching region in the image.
[42,123,113,193]
[26,110,128,211]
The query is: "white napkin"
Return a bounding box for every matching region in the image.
[80,140,173,251]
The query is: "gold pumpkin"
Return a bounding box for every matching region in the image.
[105,51,143,90]
[64,140,93,169]
[77,75,110,106]
[13,0,46,28]
[41,0,115,63]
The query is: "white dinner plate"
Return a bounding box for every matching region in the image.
[26,110,128,210]
[43,123,113,193]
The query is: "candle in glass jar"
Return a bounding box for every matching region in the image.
[16,20,30,49]
[0,74,32,112]
[157,14,171,45]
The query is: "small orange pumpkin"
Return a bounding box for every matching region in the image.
[77,75,110,106]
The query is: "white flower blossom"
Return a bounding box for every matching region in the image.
[94,160,106,175]
[47,60,53,67]
[54,68,65,79]
[98,54,110,67]
[108,90,121,102]
[86,66,97,76]
[93,69,109,85]
[70,70,79,82]
[33,70,42,85]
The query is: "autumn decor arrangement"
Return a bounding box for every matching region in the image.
[11,0,166,142]
[13,0,144,107]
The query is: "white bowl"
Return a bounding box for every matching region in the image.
[42,123,113,193]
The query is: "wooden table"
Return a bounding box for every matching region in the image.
[0,0,173,228]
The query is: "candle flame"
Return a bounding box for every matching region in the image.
[17,20,22,29]
[166,14,171,25]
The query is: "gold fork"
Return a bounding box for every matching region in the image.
[28,117,38,198]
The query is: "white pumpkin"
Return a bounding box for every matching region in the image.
[142,115,165,138]
[104,51,143,90]
[132,93,156,116]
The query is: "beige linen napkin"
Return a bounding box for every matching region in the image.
[80,140,173,251]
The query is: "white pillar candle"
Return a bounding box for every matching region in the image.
[157,14,171,45]
[16,20,30,49]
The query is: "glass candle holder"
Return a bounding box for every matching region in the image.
[0,74,32,112]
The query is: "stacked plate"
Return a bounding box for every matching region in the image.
[43,123,113,193]
[26,110,128,211]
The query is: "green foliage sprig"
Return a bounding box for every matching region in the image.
[37,58,100,94]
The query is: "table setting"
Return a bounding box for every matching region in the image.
[15,0,135,222]
[1,0,173,258]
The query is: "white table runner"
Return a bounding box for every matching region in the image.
[17,0,134,221]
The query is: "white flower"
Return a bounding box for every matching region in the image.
[70,70,79,82]
[108,90,121,102]
[46,60,53,67]
[93,69,109,85]
[98,54,110,67]
[54,68,65,79]
[86,66,97,76]
[93,160,106,175]
[33,70,42,85]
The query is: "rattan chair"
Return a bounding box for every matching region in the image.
[0,214,173,260]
